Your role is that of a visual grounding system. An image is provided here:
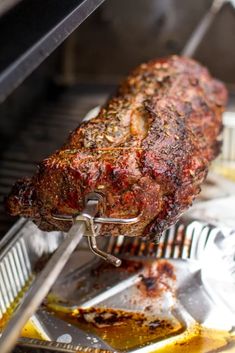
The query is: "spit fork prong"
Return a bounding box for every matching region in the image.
[52,207,141,266]
[52,213,141,225]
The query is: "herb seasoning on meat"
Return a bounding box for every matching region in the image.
[6,56,227,239]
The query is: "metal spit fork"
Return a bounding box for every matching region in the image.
[0,192,140,353]
[182,0,235,57]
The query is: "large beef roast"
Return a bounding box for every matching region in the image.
[6,56,227,239]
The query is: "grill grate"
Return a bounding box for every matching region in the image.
[0,87,110,238]
[106,219,214,260]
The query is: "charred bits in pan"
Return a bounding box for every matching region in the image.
[137,259,176,298]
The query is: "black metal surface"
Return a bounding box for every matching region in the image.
[0,0,105,103]
[0,0,22,17]
[0,85,111,237]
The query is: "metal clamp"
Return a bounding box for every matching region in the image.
[53,213,140,226]
[52,192,141,267]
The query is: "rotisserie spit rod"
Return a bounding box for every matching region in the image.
[0,193,120,353]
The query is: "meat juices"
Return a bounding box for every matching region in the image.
[6,56,227,239]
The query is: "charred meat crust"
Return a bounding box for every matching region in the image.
[5,56,227,238]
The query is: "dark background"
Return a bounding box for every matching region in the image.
[1,0,235,139]
[60,0,235,83]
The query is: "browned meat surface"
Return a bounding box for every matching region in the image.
[5,56,227,239]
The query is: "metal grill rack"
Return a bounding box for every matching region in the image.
[0,86,111,238]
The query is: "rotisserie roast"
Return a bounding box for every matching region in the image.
[5,55,227,239]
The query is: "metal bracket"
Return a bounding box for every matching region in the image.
[53,213,141,226]
[52,192,141,267]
